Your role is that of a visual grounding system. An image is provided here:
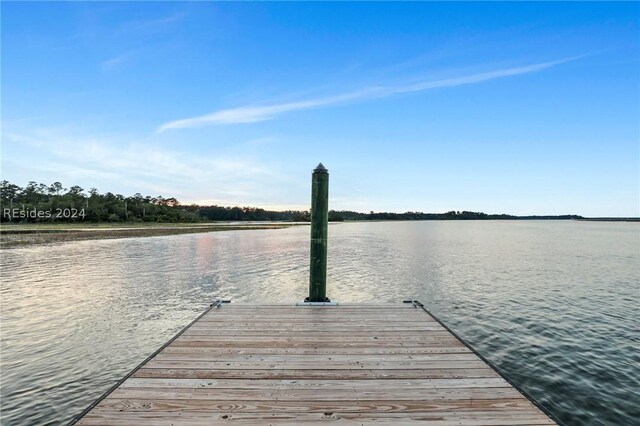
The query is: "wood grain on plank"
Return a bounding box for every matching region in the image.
[132,368,500,380]
[75,303,555,425]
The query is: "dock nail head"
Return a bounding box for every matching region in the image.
[314,163,328,173]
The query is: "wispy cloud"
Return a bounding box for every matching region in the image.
[158,91,376,131]
[2,128,278,202]
[117,12,187,35]
[158,56,581,132]
[101,54,129,71]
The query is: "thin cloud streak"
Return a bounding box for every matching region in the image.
[101,54,129,71]
[118,12,187,34]
[158,89,377,131]
[157,56,580,132]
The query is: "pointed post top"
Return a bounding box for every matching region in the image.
[314,163,328,173]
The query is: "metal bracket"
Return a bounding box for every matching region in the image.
[296,301,339,306]
[210,300,231,308]
[403,299,424,308]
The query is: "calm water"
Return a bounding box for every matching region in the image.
[1,221,638,425]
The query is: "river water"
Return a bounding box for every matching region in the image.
[1,221,638,425]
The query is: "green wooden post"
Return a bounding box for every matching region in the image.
[308,163,329,302]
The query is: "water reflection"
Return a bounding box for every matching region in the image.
[1,221,638,425]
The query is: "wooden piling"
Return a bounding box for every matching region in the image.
[308,163,329,302]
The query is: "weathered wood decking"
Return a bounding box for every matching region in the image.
[74,302,555,425]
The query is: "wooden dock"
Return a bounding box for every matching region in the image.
[73,301,556,425]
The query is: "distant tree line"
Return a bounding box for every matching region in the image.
[327,210,583,221]
[0,180,198,223]
[0,180,583,224]
[182,205,309,222]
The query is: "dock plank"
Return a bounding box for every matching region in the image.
[74,303,555,424]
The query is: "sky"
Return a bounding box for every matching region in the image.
[2,2,639,216]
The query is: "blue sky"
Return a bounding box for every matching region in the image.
[2,2,639,216]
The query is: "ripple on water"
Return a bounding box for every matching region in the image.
[1,221,639,425]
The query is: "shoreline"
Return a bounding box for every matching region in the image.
[0,223,300,248]
[1,217,637,248]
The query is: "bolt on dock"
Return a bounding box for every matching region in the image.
[73,301,556,425]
